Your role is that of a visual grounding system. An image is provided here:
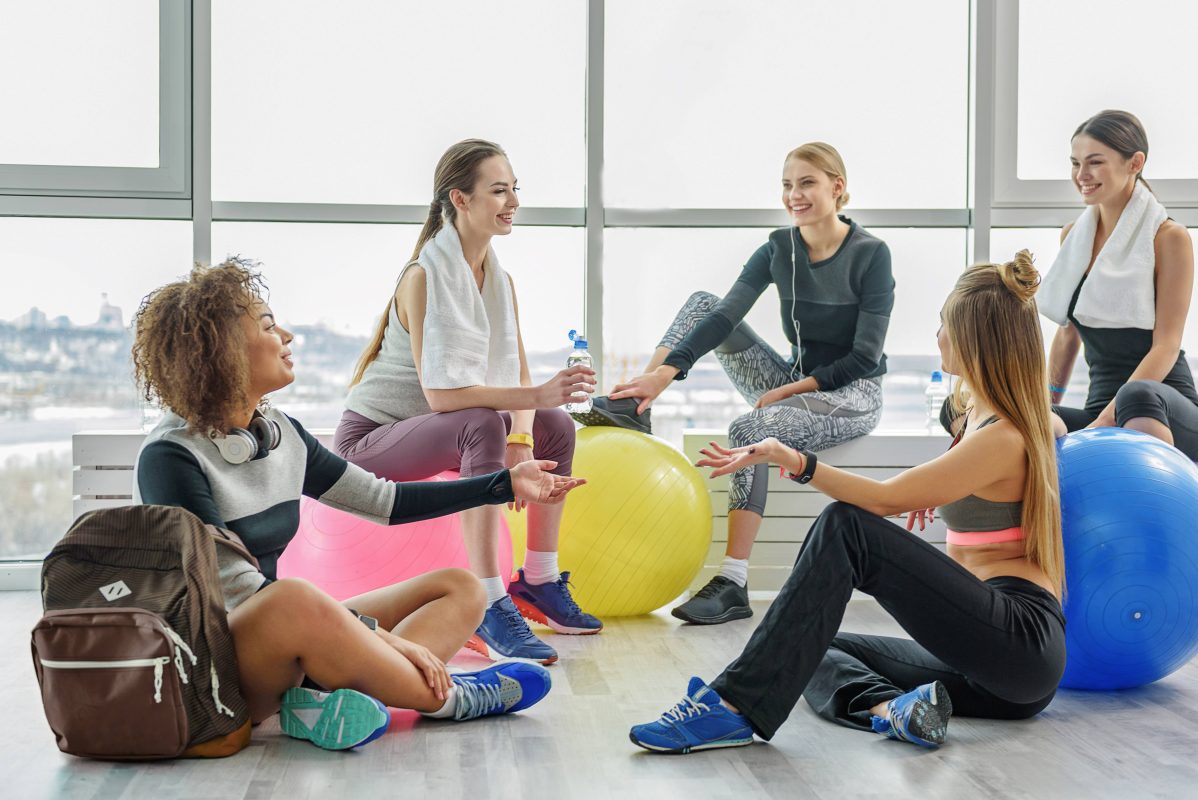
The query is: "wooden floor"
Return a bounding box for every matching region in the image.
[4,590,1197,800]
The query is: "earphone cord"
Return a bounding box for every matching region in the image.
[790,226,803,382]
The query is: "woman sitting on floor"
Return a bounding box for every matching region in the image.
[630,251,1065,753]
[131,258,583,751]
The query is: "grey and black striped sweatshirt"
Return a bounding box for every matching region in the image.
[663,217,894,391]
[133,407,513,609]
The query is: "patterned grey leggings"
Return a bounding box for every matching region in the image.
[660,291,883,515]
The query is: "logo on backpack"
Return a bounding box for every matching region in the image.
[99,581,132,602]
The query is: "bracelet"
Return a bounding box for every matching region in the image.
[1049,384,1067,394]
[506,433,535,449]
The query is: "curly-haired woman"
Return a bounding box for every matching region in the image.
[130,258,584,751]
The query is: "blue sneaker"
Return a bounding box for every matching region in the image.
[510,569,603,634]
[471,595,559,664]
[871,681,952,748]
[450,662,553,720]
[629,677,755,754]
[279,687,390,750]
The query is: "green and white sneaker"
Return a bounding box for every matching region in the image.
[279,687,390,750]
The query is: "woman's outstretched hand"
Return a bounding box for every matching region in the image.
[509,459,586,506]
[696,438,796,478]
[609,366,675,415]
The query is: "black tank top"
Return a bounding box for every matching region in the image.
[1068,273,1198,415]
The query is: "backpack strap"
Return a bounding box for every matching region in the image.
[207,526,260,571]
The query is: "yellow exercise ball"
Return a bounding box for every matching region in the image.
[506,426,713,616]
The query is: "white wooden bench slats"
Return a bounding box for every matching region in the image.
[682,429,951,592]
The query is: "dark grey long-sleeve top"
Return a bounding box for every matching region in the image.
[663,218,895,391]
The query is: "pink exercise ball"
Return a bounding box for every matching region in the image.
[277,471,512,600]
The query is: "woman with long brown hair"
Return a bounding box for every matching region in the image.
[630,252,1066,753]
[337,139,600,664]
[1040,110,1197,455]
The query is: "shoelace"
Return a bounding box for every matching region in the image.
[693,578,732,600]
[497,600,539,641]
[661,696,711,724]
[453,676,504,720]
[546,576,584,617]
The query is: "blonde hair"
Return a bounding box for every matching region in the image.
[786,141,850,210]
[943,250,1065,593]
[350,138,508,387]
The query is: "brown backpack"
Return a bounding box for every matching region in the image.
[33,505,255,760]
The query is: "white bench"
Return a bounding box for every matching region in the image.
[681,429,951,592]
[74,429,952,595]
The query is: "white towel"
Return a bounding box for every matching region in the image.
[1039,182,1167,329]
[417,224,521,389]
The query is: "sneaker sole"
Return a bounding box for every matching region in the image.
[905,682,953,747]
[279,687,390,750]
[628,731,754,754]
[465,632,559,665]
[512,595,604,635]
[568,408,651,435]
[671,604,754,625]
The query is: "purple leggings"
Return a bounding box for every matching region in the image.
[334,407,575,481]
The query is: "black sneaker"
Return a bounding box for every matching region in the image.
[671,576,752,625]
[569,395,652,435]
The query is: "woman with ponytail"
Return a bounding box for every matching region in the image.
[1037,110,1197,456]
[630,252,1067,754]
[336,139,601,665]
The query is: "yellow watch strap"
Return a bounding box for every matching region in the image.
[506,433,535,449]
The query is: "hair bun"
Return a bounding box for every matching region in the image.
[999,249,1040,303]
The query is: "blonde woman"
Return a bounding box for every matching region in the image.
[630,253,1066,753]
[579,143,894,625]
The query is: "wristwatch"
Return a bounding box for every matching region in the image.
[348,607,378,631]
[781,451,819,484]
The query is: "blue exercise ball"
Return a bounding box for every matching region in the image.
[1057,428,1198,690]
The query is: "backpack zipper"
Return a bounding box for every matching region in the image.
[39,656,174,703]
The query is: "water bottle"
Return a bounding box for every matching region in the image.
[925,370,949,433]
[564,330,593,413]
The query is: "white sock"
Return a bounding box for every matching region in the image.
[481,576,507,606]
[522,549,560,585]
[420,687,458,719]
[718,556,749,588]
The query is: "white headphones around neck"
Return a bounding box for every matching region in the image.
[209,412,282,464]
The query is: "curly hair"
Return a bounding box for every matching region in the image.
[132,257,268,433]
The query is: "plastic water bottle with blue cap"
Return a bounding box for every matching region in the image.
[564,330,593,414]
[925,370,949,433]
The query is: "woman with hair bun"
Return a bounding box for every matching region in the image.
[630,253,1066,753]
[576,142,895,625]
[1038,110,1198,456]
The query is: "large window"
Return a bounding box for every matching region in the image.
[7,1,1198,579]
[212,0,586,206]
[605,0,969,210]
[0,218,192,559]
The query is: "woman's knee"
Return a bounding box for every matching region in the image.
[685,290,720,311]
[252,578,348,628]
[727,411,761,447]
[440,567,487,611]
[534,408,576,472]
[1115,380,1169,427]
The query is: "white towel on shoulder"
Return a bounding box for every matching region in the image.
[416,224,521,389]
[1039,182,1167,329]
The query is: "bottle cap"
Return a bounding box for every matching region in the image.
[931,370,943,382]
[569,329,587,348]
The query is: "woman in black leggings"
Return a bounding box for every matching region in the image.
[1042,111,1197,455]
[629,251,1065,753]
